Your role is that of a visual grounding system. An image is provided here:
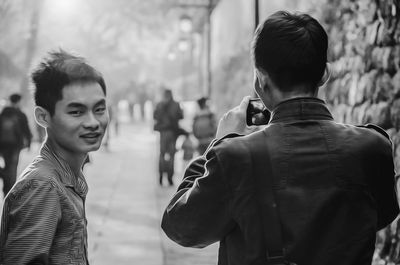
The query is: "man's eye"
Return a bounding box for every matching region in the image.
[69,110,83,115]
[95,107,106,113]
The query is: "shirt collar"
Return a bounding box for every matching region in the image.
[269,97,334,123]
[40,141,88,198]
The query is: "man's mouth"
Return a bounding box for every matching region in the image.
[80,132,102,139]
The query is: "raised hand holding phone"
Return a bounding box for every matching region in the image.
[246,98,270,126]
[216,96,268,139]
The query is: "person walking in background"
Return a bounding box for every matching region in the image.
[102,104,113,150]
[0,93,32,197]
[153,88,183,186]
[0,50,109,264]
[192,97,217,155]
[162,11,399,265]
[180,132,195,169]
[138,85,148,121]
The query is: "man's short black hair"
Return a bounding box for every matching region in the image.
[9,93,22,104]
[252,11,328,92]
[163,89,173,100]
[31,49,106,115]
[196,97,208,108]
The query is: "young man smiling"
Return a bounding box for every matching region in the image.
[0,50,108,264]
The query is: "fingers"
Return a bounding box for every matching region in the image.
[222,96,251,118]
[215,96,254,138]
[239,96,251,112]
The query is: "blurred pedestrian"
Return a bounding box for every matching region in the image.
[138,86,148,121]
[0,50,109,264]
[0,93,32,197]
[162,11,399,265]
[153,88,183,186]
[113,103,120,136]
[192,97,217,155]
[128,99,135,123]
[180,132,195,168]
[102,105,113,150]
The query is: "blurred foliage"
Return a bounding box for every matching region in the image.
[0,0,32,99]
[0,0,177,104]
[313,0,400,264]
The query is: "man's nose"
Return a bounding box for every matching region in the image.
[83,111,100,129]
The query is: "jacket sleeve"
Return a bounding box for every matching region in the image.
[161,144,235,248]
[0,179,62,264]
[372,137,399,230]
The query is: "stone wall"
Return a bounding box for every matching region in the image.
[317,1,400,263]
[319,0,400,173]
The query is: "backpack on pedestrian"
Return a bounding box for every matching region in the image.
[0,111,22,148]
[192,112,216,141]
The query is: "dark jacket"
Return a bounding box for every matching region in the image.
[153,99,183,133]
[0,106,32,149]
[162,97,399,265]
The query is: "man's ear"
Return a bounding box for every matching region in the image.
[318,63,331,87]
[34,106,50,128]
[255,69,270,93]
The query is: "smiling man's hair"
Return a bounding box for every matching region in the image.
[31,49,106,116]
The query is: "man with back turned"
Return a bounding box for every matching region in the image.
[161,11,399,265]
[0,93,32,197]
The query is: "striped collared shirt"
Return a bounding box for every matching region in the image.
[0,141,89,265]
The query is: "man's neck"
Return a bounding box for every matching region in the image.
[270,88,318,110]
[46,137,86,177]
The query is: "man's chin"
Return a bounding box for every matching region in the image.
[79,141,102,153]
[86,143,102,152]
[80,136,104,150]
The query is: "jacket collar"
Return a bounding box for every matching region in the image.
[40,141,88,198]
[269,97,333,123]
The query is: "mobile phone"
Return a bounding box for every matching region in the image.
[246,98,270,126]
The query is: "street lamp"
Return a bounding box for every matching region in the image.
[177,38,190,52]
[179,14,193,33]
[170,0,215,98]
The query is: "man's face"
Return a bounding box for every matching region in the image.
[48,82,108,156]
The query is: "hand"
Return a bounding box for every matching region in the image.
[216,96,264,139]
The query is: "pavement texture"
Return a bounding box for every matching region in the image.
[0,122,218,265]
[85,123,163,265]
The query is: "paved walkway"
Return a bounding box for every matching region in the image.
[0,122,218,265]
[85,123,163,264]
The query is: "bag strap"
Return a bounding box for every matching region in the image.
[247,134,289,265]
